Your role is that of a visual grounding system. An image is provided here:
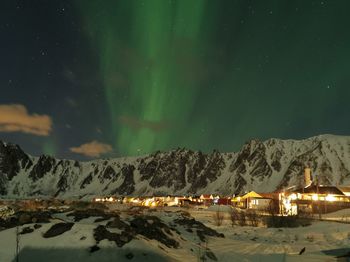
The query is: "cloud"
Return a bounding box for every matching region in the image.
[70,141,113,158]
[118,115,170,132]
[0,104,52,136]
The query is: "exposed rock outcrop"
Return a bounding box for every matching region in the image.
[1,135,350,198]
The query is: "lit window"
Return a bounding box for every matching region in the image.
[311,194,318,201]
[325,195,336,202]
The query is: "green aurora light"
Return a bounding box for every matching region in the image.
[77,0,213,155]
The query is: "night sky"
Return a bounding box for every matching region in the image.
[1,0,350,160]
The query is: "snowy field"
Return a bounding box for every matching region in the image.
[189,209,350,261]
[1,206,350,262]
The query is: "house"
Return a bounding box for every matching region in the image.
[93,196,117,203]
[282,185,350,214]
[337,186,350,197]
[200,194,214,206]
[217,197,231,205]
[232,191,272,210]
[289,185,347,202]
[163,196,180,206]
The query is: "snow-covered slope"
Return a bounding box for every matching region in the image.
[1,134,350,199]
[1,208,350,261]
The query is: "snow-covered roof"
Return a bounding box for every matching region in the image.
[294,185,345,195]
[241,191,263,199]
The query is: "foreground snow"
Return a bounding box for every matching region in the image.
[189,209,350,261]
[1,207,350,262]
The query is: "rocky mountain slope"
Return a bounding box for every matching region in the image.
[1,134,350,199]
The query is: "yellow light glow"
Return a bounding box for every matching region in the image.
[289,194,297,200]
[312,194,318,201]
[325,195,336,202]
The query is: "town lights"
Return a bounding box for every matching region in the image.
[289,193,297,200]
[311,194,319,201]
[325,195,336,202]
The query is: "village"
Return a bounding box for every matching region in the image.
[1,167,350,261]
[1,168,350,221]
[92,168,350,218]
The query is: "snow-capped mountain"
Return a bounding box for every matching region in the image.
[1,134,350,199]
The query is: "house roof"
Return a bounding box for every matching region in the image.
[241,191,262,199]
[294,185,345,195]
[200,194,213,199]
[258,192,278,199]
[337,186,350,193]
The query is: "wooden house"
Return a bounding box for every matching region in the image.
[200,194,214,206]
[232,191,272,210]
[282,185,350,214]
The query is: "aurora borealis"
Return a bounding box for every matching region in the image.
[1,0,350,159]
[76,0,211,156]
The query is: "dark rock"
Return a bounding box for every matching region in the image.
[206,250,218,261]
[55,172,68,196]
[20,226,34,234]
[34,224,42,229]
[67,209,108,222]
[0,141,32,182]
[174,217,224,242]
[0,216,18,229]
[29,155,55,181]
[89,245,100,253]
[43,222,74,238]
[80,173,93,189]
[106,215,128,229]
[93,225,134,247]
[130,216,179,248]
[100,166,118,181]
[125,252,134,259]
[18,213,32,224]
[16,211,51,225]
[116,165,136,195]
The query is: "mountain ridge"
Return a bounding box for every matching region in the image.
[1,134,350,199]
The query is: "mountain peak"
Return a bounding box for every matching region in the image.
[1,134,350,199]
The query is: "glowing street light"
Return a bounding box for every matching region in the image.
[325,195,336,202]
